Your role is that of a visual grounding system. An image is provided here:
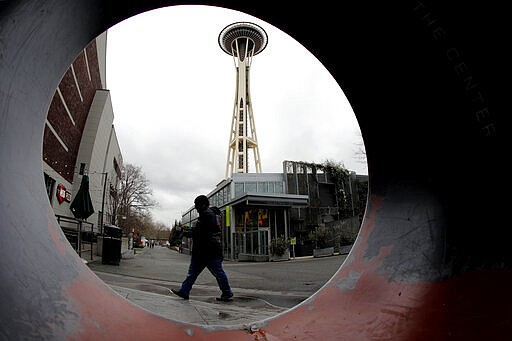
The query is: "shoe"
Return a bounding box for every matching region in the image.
[171,289,189,300]
[216,292,233,302]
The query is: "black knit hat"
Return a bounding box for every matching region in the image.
[194,195,209,207]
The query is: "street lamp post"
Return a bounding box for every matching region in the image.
[100,172,107,235]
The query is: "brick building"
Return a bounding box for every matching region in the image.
[42,32,123,240]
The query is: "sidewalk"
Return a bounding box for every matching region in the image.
[85,247,288,327]
[108,283,286,326]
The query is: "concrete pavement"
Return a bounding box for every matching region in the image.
[85,246,344,327]
[105,282,286,327]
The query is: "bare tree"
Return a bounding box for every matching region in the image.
[114,163,157,234]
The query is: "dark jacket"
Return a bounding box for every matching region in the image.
[184,206,223,260]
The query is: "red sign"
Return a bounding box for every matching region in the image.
[56,184,67,204]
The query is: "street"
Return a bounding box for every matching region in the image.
[87,246,348,324]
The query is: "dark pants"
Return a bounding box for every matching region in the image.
[179,256,232,297]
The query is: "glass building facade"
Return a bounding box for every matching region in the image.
[181,173,308,261]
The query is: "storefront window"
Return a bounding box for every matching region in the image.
[268,182,275,193]
[245,231,259,255]
[259,230,268,255]
[233,208,273,257]
[258,209,269,227]
[234,232,244,257]
[245,182,257,192]
[235,183,244,196]
[275,181,284,193]
[218,189,223,205]
[235,210,245,228]
[244,209,258,228]
[44,173,55,203]
[257,182,268,193]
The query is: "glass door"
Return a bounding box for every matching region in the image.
[258,228,270,255]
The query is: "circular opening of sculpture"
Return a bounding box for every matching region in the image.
[42,5,367,327]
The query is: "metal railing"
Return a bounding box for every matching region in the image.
[55,215,94,260]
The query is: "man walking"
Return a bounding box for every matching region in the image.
[171,195,233,301]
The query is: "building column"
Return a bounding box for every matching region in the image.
[284,209,288,241]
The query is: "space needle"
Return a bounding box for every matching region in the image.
[218,22,268,177]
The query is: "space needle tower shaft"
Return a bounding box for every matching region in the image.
[219,22,268,178]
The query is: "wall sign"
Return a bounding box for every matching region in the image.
[56,184,71,204]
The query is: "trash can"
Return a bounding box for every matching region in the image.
[102,224,122,265]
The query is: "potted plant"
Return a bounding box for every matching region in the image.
[270,236,290,261]
[312,226,334,258]
[337,228,357,255]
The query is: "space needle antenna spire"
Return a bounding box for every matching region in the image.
[219,22,268,178]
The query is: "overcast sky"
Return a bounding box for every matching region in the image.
[106,5,367,226]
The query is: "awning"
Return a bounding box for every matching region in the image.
[230,192,309,208]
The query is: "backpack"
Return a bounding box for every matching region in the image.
[210,206,223,232]
[208,206,223,252]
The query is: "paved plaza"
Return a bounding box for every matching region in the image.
[87,246,347,326]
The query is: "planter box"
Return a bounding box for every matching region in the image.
[339,244,353,255]
[238,253,269,262]
[295,244,314,257]
[270,249,290,262]
[314,247,334,258]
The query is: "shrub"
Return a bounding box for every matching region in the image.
[308,226,332,249]
[270,236,288,256]
[337,228,358,246]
